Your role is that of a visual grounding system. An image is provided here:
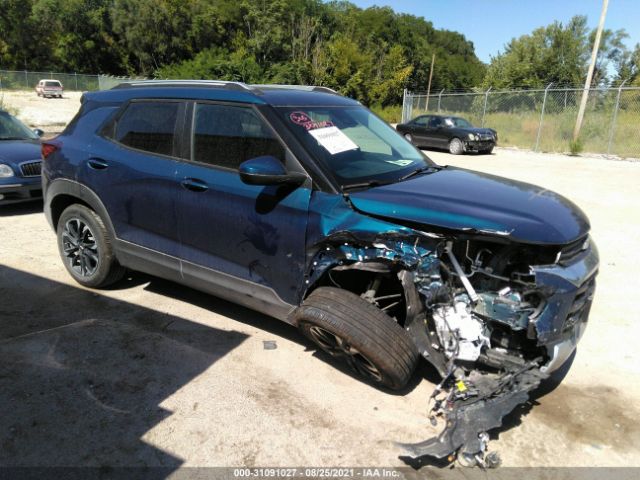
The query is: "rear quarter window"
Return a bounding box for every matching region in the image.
[113,102,180,157]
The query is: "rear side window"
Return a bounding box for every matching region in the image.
[193,103,285,169]
[114,102,179,157]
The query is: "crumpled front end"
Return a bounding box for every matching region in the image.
[397,235,598,466]
[303,195,598,466]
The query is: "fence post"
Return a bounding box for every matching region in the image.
[24,70,28,89]
[437,89,444,113]
[74,72,78,90]
[481,87,491,127]
[535,83,553,152]
[401,89,407,123]
[607,79,628,154]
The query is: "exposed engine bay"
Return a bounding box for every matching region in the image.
[306,229,597,467]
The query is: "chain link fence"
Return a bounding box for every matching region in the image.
[0,69,140,91]
[402,85,640,158]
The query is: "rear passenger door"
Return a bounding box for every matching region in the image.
[174,101,311,309]
[85,100,185,259]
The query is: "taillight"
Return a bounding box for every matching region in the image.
[41,142,60,160]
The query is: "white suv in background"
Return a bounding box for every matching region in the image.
[35,79,63,98]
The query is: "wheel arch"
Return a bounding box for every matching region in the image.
[45,179,116,240]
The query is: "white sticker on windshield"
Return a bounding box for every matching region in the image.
[308,126,358,155]
[385,159,414,166]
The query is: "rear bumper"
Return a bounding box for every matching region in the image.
[0,178,42,204]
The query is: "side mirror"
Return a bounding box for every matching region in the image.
[239,156,307,187]
[33,128,44,137]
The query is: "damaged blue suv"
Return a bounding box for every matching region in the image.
[42,81,598,465]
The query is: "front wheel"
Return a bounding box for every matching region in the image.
[57,204,125,288]
[449,138,464,155]
[293,287,418,390]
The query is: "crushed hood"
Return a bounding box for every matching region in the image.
[348,166,590,245]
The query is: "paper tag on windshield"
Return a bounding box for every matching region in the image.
[308,126,358,155]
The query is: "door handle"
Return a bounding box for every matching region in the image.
[87,158,109,170]
[181,178,209,192]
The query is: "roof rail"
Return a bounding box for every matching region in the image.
[111,79,251,91]
[250,84,338,94]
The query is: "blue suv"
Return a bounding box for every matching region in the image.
[42,81,598,463]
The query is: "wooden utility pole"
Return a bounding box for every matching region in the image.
[573,0,609,141]
[425,53,435,111]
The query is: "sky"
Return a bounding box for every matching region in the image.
[348,0,640,63]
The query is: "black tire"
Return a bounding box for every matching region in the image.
[293,287,419,390]
[57,204,125,288]
[449,138,464,155]
[483,146,494,154]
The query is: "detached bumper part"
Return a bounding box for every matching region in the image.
[398,360,547,464]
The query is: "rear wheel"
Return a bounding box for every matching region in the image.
[57,204,125,288]
[293,287,418,390]
[449,138,464,155]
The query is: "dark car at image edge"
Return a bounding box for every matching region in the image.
[0,110,44,204]
[396,114,497,155]
[41,80,598,466]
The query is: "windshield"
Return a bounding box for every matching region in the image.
[276,106,434,188]
[444,117,473,128]
[0,112,38,140]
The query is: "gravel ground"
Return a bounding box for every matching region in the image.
[1,90,82,132]
[0,108,639,471]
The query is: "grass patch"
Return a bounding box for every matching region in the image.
[569,138,583,156]
[371,104,403,123]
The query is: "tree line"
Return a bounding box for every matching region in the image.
[483,15,640,89]
[0,0,485,106]
[1,1,638,108]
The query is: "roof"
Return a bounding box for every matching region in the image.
[85,80,360,107]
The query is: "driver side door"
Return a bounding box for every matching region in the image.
[174,102,311,314]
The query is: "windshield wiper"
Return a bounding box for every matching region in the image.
[341,180,388,192]
[397,165,440,182]
[0,137,29,141]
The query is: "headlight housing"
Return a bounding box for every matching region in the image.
[0,164,15,178]
[467,133,475,140]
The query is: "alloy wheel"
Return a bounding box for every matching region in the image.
[62,218,100,277]
[307,325,383,382]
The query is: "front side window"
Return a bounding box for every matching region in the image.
[114,102,179,156]
[429,117,443,128]
[277,106,433,188]
[444,117,473,128]
[192,103,285,169]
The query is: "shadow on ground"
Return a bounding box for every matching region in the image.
[144,275,435,395]
[0,265,247,469]
[0,200,43,217]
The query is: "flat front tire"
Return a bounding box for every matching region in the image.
[449,138,464,155]
[293,287,418,390]
[57,204,125,288]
